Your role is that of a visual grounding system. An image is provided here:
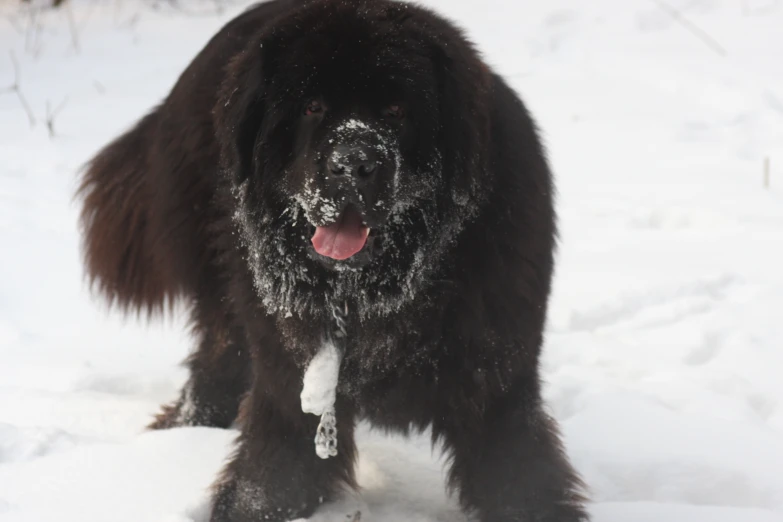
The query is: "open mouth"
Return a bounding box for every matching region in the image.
[310,205,371,261]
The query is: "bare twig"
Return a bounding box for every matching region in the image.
[20,0,66,6]
[25,6,49,58]
[65,1,81,54]
[650,0,727,57]
[121,11,141,29]
[1,51,37,128]
[141,0,244,17]
[45,97,69,139]
[764,157,771,189]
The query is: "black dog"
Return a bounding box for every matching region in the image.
[78,0,589,520]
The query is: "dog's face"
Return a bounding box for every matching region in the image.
[217,0,490,318]
[273,38,441,271]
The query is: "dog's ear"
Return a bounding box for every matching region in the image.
[214,38,267,184]
[432,37,492,203]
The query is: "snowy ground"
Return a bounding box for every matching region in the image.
[1,0,782,521]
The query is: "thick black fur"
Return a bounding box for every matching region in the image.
[78,0,589,520]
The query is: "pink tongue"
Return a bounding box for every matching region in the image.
[311,207,370,260]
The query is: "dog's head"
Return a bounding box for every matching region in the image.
[215,0,491,317]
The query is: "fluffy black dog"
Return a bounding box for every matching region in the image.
[78,0,588,520]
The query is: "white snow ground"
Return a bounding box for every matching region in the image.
[1,0,782,520]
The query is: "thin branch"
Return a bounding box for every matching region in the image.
[121,11,141,29]
[140,0,244,18]
[1,51,37,128]
[7,50,20,83]
[65,1,81,54]
[25,6,48,58]
[46,96,69,139]
[650,0,727,57]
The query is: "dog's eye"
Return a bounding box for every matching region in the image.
[383,104,405,119]
[304,100,323,116]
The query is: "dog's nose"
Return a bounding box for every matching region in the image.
[327,145,377,178]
